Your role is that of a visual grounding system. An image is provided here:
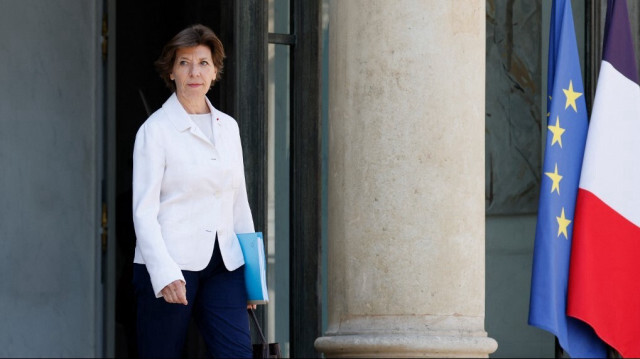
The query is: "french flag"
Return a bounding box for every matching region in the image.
[567,0,640,357]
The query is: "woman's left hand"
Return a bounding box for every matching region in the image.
[247,304,257,310]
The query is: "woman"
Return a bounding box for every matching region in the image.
[132,24,254,358]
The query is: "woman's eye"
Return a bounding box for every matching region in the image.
[201,61,209,66]
[179,61,187,65]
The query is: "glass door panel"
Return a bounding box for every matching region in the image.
[267,0,290,355]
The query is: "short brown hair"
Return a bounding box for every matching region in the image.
[155,24,226,91]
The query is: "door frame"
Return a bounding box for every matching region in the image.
[265,0,323,355]
[287,0,322,357]
[103,0,117,357]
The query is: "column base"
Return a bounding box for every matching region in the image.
[314,315,497,358]
[315,333,498,358]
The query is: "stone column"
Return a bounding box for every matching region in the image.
[315,1,497,357]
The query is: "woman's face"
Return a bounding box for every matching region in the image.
[170,45,217,101]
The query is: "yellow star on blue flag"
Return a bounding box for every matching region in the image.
[563,80,583,112]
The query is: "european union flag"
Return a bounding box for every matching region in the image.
[528,0,607,357]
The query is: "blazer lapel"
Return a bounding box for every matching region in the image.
[163,93,214,146]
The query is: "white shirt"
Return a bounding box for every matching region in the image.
[190,113,214,145]
[132,93,255,297]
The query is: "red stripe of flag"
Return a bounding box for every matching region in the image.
[569,189,640,356]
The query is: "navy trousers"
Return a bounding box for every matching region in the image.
[133,242,252,358]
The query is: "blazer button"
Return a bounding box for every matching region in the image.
[205,229,212,232]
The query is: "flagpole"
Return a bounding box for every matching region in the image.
[554,337,563,358]
[607,346,621,358]
[585,0,598,114]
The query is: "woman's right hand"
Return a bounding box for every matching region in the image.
[161,279,188,305]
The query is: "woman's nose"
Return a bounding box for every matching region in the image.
[189,64,199,76]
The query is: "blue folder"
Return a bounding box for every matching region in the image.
[237,232,269,304]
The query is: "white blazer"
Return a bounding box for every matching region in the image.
[132,93,255,297]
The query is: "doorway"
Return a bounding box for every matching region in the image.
[107,0,321,357]
[111,1,255,356]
